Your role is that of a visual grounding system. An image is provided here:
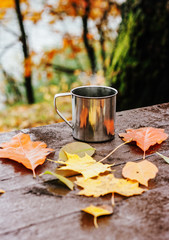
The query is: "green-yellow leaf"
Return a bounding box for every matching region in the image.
[58,153,112,179]
[39,170,74,190]
[59,142,95,161]
[156,152,169,164]
[76,174,145,197]
[82,204,113,228]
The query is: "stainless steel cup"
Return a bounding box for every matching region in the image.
[54,85,118,142]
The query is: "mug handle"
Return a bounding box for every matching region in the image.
[54,93,73,129]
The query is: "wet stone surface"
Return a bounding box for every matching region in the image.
[0,103,169,240]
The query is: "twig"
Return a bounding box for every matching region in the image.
[98,139,132,163]
[0,41,18,59]
[0,22,19,37]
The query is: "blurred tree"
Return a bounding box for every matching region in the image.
[109,0,169,110]
[14,0,34,103]
[0,0,122,106]
[0,0,37,103]
[46,0,121,76]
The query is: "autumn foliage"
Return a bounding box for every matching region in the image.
[119,127,168,158]
[0,126,168,227]
[0,133,53,177]
[0,0,121,107]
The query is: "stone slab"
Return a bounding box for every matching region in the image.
[0,103,169,240]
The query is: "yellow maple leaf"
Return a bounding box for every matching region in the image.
[76,174,145,197]
[57,153,112,179]
[82,204,113,228]
[122,160,158,187]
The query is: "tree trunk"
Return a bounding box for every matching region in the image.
[97,0,111,77]
[109,0,169,111]
[14,0,34,104]
[82,0,97,74]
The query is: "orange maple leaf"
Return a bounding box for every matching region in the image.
[0,133,54,177]
[119,127,168,159]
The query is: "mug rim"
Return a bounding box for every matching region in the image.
[71,85,118,99]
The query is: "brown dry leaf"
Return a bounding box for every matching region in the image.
[57,153,112,179]
[0,133,54,177]
[82,204,113,228]
[119,127,168,158]
[122,160,158,187]
[75,174,145,197]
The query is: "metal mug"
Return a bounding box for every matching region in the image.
[54,85,118,142]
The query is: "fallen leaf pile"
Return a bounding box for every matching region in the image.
[0,133,53,177]
[43,138,162,227]
[0,127,168,227]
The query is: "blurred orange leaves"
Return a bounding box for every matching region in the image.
[0,0,15,8]
[24,57,31,77]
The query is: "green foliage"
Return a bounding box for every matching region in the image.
[111,12,135,75]
[108,0,169,110]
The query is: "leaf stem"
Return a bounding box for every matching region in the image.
[47,158,57,163]
[111,193,115,206]
[94,216,98,228]
[33,169,36,178]
[99,139,132,163]
[143,151,146,160]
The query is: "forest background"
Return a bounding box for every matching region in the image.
[0,0,169,132]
